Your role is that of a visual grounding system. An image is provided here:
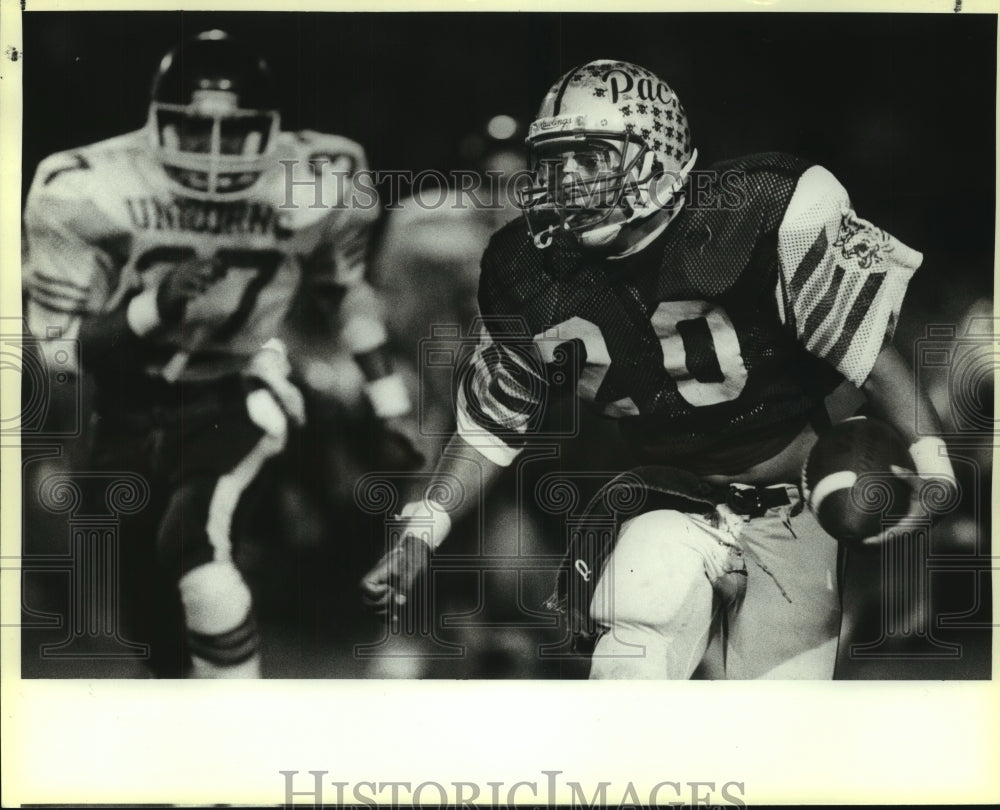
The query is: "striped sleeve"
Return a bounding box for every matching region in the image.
[455,327,547,467]
[775,165,922,387]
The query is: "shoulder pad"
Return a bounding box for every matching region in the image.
[705,152,813,233]
[28,131,147,202]
[712,151,811,179]
[285,129,368,174]
[480,218,537,282]
[781,164,850,231]
[478,218,539,320]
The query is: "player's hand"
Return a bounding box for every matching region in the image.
[243,339,306,428]
[360,533,432,622]
[155,255,224,323]
[861,465,959,546]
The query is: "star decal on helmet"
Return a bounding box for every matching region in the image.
[522,59,696,250]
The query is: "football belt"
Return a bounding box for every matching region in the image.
[724,484,797,519]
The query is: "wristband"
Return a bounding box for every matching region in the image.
[399,499,452,551]
[260,337,288,357]
[909,436,956,483]
[246,387,289,440]
[365,373,411,419]
[341,316,388,355]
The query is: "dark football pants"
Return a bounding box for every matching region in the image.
[87,386,281,677]
[588,485,841,679]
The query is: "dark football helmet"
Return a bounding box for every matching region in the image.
[147,30,280,198]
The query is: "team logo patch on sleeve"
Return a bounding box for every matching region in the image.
[833,210,895,269]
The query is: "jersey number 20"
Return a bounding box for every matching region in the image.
[534,300,748,410]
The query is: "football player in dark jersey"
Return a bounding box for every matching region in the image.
[361,60,957,679]
[24,31,414,678]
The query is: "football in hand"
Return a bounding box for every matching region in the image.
[801,417,915,544]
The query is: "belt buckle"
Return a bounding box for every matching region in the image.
[727,485,766,518]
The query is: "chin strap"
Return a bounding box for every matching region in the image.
[532,223,560,249]
[531,148,699,251]
[607,201,685,260]
[577,220,625,249]
[626,148,699,226]
[573,148,699,251]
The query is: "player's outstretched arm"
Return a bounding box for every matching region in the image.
[360,433,506,620]
[314,247,425,470]
[860,342,957,542]
[241,338,306,436]
[76,256,223,374]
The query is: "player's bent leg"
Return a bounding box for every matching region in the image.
[158,425,285,679]
[155,477,261,678]
[179,560,261,679]
[723,494,841,679]
[588,509,746,680]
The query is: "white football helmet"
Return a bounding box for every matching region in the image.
[518,60,697,250]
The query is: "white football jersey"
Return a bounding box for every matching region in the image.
[23,128,379,381]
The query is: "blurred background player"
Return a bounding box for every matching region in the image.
[373,114,526,381]
[362,60,958,679]
[22,30,414,678]
[367,118,553,676]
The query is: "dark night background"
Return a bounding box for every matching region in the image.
[19,11,997,679]
[21,11,997,332]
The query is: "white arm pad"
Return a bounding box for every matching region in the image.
[909,436,956,483]
[399,499,453,551]
[126,286,161,336]
[365,373,410,419]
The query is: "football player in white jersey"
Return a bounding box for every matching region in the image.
[23,30,412,678]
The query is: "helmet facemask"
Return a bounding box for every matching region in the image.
[149,90,280,198]
[520,131,641,249]
[520,60,697,251]
[147,31,281,200]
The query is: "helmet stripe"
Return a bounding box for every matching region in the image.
[552,64,585,115]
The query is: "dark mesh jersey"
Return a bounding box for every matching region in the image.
[456,152,922,475]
